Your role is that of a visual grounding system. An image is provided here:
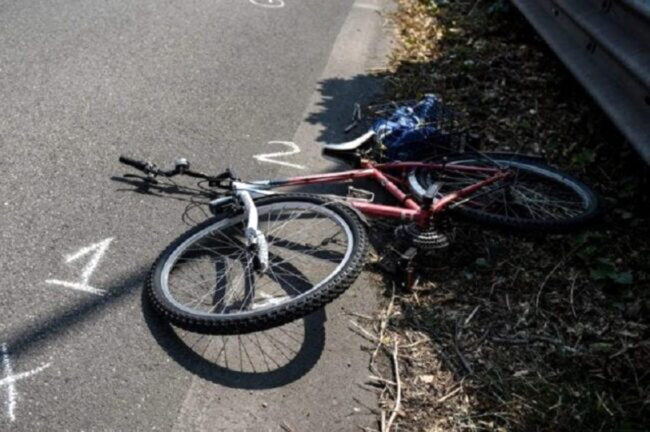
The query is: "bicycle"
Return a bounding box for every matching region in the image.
[118,139,598,334]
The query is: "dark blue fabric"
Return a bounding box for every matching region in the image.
[371,94,448,160]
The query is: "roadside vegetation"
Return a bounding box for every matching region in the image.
[357,1,649,430]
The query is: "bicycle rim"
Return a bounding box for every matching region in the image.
[408,157,597,230]
[159,201,356,319]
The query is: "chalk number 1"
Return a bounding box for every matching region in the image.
[46,238,113,296]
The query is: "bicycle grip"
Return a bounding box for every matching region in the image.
[119,155,149,171]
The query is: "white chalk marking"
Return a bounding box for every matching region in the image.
[1,343,51,422]
[249,0,285,8]
[43,280,106,296]
[254,141,306,170]
[46,237,113,296]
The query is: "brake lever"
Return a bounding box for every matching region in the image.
[207,168,238,189]
[155,159,185,177]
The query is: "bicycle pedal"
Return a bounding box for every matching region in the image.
[347,186,374,202]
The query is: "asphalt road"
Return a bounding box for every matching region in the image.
[0,0,391,430]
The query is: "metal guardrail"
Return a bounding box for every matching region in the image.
[510,0,650,163]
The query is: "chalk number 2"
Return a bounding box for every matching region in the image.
[254,141,305,170]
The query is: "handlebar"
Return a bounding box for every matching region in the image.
[119,155,152,173]
[118,154,190,177]
[118,154,237,188]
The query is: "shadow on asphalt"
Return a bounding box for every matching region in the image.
[4,270,146,358]
[111,175,217,203]
[5,239,326,391]
[105,74,387,389]
[305,75,384,144]
[142,288,326,389]
[7,59,391,395]
[109,173,329,389]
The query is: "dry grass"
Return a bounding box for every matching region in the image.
[358,1,650,431]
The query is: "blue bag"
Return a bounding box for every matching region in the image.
[371,94,450,160]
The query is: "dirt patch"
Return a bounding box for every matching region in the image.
[354,1,649,431]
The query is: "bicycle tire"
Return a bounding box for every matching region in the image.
[407,154,598,232]
[147,194,368,334]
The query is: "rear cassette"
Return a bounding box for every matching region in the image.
[395,223,450,251]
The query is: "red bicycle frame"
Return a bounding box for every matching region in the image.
[255,160,509,228]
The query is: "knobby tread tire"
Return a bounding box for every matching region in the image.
[408,154,599,233]
[146,194,369,334]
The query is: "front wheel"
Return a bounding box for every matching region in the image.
[407,154,599,232]
[147,194,368,334]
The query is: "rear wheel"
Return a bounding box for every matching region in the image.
[147,194,368,334]
[407,154,598,232]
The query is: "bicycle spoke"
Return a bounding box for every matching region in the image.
[160,199,356,321]
[416,158,590,226]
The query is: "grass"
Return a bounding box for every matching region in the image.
[355,1,650,431]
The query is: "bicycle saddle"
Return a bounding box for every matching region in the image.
[321,130,375,152]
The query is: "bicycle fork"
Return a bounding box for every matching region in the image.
[234,191,270,273]
[210,189,270,273]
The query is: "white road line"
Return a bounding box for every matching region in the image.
[1,343,51,422]
[249,0,285,8]
[172,0,390,427]
[354,2,382,11]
